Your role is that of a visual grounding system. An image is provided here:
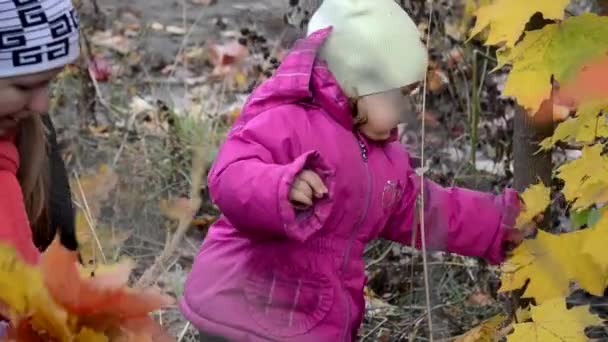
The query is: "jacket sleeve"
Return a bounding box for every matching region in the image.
[381,173,521,265]
[0,133,40,265]
[208,106,335,243]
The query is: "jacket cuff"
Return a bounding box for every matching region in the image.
[484,188,522,265]
[277,150,335,242]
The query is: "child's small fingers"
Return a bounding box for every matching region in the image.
[293,178,314,198]
[290,189,313,206]
[300,170,327,197]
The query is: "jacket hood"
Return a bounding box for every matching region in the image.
[234,27,354,133]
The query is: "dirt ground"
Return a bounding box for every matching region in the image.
[48,0,530,340]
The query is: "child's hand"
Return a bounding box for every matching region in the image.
[502,215,541,254]
[289,170,328,208]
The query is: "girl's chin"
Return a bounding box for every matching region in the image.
[361,130,391,141]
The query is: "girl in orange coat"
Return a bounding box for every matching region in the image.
[0,0,81,264]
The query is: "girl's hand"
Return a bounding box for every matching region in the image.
[502,215,541,254]
[289,170,328,209]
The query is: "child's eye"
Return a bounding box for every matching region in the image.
[14,84,30,91]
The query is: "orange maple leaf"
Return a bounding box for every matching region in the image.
[40,239,175,341]
[554,55,608,109]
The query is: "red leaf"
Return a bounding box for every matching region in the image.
[207,40,248,67]
[89,56,113,82]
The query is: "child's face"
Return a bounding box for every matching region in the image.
[355,83,419,141]
[0,68,61,135]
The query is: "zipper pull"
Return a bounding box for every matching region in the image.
[358,139,368,162]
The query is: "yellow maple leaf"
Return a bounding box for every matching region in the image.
[516,182,550,228]
[507,298,602,342]
[71,165,132,264]
[540,100,608,150]
[75,327,109,342]
[581,208,608,274]
[455,313,506,342]
[497,13,608,113]
[470,0,568,48]
[0,243,72,341]
[76,211,132,265]
[515,307,532,323]
[573,181,608,210]
[557,144,608,209]
[500,229,607,302]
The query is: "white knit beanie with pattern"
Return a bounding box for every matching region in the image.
[0,0,80,78]
[307,0,428,98]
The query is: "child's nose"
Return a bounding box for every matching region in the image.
[26,85,50,114]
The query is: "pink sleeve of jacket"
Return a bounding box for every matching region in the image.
[381,174,521,265]
[208,107,335,243]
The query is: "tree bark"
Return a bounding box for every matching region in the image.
[512,104,554,191]
[512,14,556,192]
[598,0,608,15]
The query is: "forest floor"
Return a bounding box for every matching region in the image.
[48,0,597,340]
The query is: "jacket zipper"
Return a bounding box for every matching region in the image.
[341,136,373,342]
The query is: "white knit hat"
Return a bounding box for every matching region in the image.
[0,0,80,78]
[307,0,428,98]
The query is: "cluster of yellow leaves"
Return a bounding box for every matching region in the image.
[0,239,174,341]
[556,144,608,210]
[539,101,608,150]
[497,13,608,113]
[471,1,608,114]
[500,226,608,301]
[467,1,608,341]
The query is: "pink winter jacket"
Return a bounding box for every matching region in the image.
[180,28,521,342]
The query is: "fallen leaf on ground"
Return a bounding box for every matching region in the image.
[455,313,506,342]
[467,291,495,306]
[89,56,113,82]
[207,40,249,76]
[159,198,197,222]
[70,165,128,265]
[165,25,186,35]
[90,30,135,55]
[71,165,118,215]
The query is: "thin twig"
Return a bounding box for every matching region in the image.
[135,119,211,287]
[366,242,394,269]
[177,322,191,342]
[361,318,388,341]
[73,170,107,263]
[419,1,436,340]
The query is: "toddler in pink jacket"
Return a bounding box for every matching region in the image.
[180,1,525,341]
